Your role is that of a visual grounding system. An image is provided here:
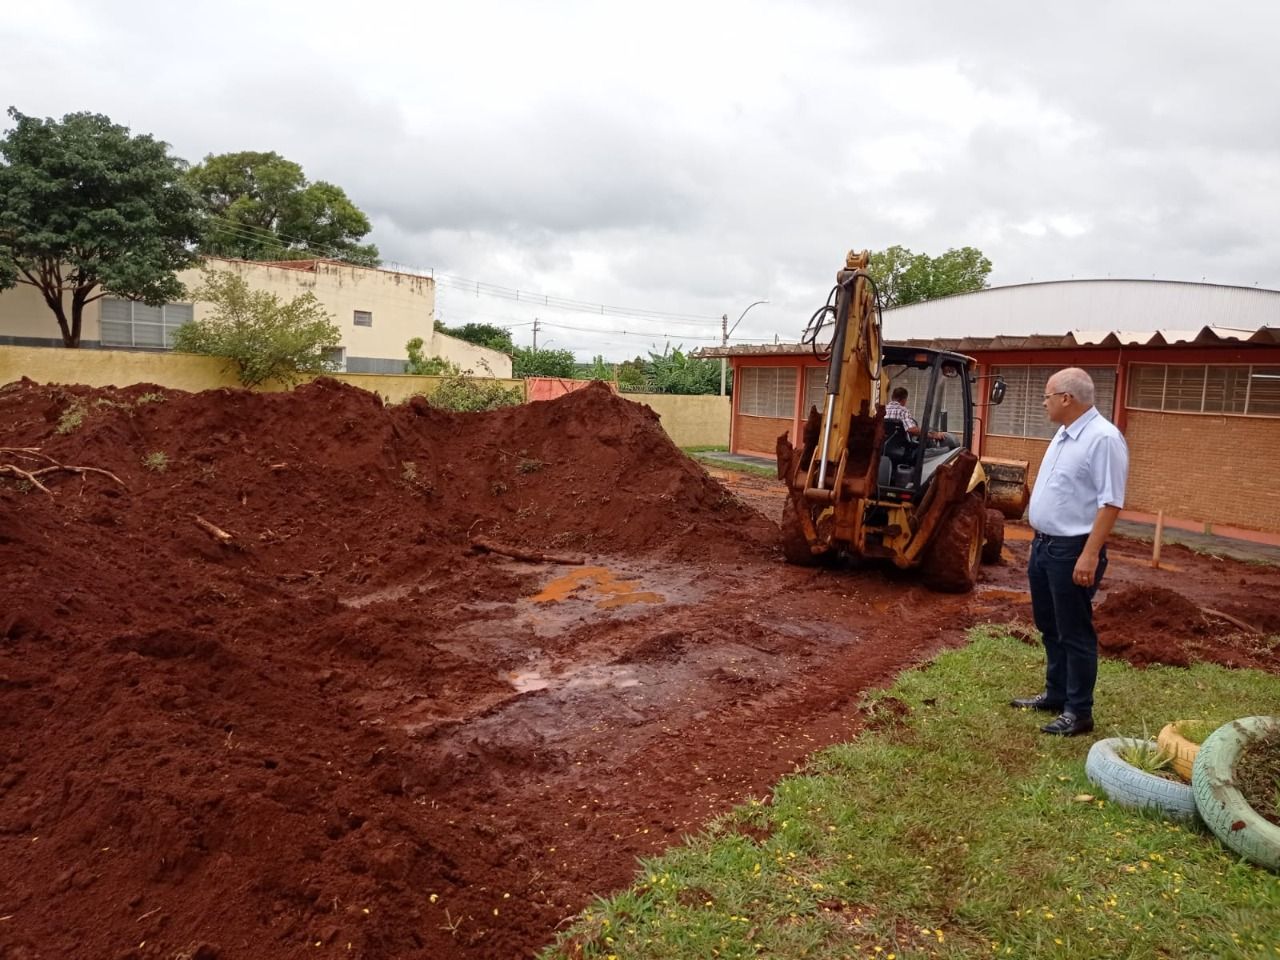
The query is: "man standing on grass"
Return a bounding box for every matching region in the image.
[1011,367,1129,736]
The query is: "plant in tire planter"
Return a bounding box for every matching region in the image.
[1085,737,1199,821]
[1193,716,1280,871]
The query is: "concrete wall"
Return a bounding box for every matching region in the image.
[0,258,512,378]
[0,345,522,404]
[0,282,104,346]
[627,393,730,448]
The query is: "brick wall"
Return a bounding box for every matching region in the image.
[1125,411,1280,533]
[986,415,1280,535]
[736,414,792,456]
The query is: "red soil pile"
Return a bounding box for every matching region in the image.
[0,377,775,959]
[1095,584,1278,671]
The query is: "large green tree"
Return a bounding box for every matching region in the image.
[433,319,514,353]
[866,245,992,308]
[186,151,379,266]
[0,107,203,347]
[512,346,577,378]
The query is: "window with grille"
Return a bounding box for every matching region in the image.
[802,366,827,418]
[739,366,797,418]
[354,310,373,327]
[1127,364,1280,417]
[100,298,193,349]
[988,365,1117,439]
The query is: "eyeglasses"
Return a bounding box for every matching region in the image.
[1042,391,1069,401]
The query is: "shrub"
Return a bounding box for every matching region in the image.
[426,375,523,412]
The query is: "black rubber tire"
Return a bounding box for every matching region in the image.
[1192,716,1280,870]
[981,508,1005,565]
[1085,738,1198,821]
[921,492,984,593]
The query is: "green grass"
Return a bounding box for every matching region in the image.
[542,629,1280,959]
[689,453,778,480]
[681,445,730,454]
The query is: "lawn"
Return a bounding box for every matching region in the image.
[543,628,1280,959]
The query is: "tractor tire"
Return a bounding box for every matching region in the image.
[1156,722,1200,783]
[981,508,1005,565]
[1085,738,1198,821]
[921,492,984,593]
[780,494,818,566]
[1192,716,1280,871]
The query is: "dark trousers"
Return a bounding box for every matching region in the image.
[1027,533,1108,718]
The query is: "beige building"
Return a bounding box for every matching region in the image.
[0,256,512,378]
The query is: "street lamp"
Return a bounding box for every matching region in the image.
[720,299,769,396]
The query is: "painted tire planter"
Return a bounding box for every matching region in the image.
[1085,737,1198,821]
[1192,716,1280,871]
[1157,722,1200,783]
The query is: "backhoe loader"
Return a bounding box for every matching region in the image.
[776,250,1030,592]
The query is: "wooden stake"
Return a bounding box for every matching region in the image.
[1151,509,1164,568]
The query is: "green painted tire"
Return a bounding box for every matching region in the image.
[1191,716,1280,871]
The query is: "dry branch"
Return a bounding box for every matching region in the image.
[1200,606,1262,635]
[193,514,234,544]
[0,464,53,494]
[0,447,126,492]
[470,536,583,565]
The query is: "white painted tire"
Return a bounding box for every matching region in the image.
[1192,716,1280,871]
[1085,737,1198,821]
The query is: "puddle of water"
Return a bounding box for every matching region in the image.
[978,588,1032,604]
[505,663,641,694]
[532,566,666,608]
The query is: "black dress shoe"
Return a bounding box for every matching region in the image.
[1010,692,1065,712]
[1040,713,1094,737]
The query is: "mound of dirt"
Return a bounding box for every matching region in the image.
[0,377,778,959]
[1094,584,1278,671]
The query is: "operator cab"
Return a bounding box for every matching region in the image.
[876,346,998,500]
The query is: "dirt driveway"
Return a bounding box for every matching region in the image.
[2,381,1277,960]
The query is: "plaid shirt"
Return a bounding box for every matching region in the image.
[884,400,917,431]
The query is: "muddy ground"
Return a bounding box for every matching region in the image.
[1,379,1277,960]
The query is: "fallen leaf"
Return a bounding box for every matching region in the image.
[1230,820,1247,831]
[1073,794,1095,803]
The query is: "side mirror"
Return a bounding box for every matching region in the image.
[939,410,949,432]
[990,377,1006,405]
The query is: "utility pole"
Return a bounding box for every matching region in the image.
[532,317,540,350]
[719,314,729,396]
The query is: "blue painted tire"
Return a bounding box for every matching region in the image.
[1085,737,1198,821]
[1192,716,1280,871]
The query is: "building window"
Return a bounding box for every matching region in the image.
[988,365,1117,439]
[738,366,797,419]
[802,366,827,417]
[354,310,373,327]
[323,347,347,372]
[1127,363,1280,417]
[100,298,193,349]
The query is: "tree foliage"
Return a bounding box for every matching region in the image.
[186,151,378,266]
[0,107,203,347]
[644,344,725,395]
[173,270,341,387]
[866,245,992,308]
[512,346,578,379]
[433,319,514,354]
[404,336,461,376]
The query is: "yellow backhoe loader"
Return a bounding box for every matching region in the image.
[777,250,1029,592]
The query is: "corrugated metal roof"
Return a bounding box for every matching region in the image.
[695,324,1280,358]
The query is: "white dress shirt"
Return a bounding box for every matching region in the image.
[1027,407,1129,537]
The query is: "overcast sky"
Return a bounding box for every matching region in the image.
[4,1,1278,359]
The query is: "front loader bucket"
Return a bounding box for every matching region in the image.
[981,456,1030,520]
